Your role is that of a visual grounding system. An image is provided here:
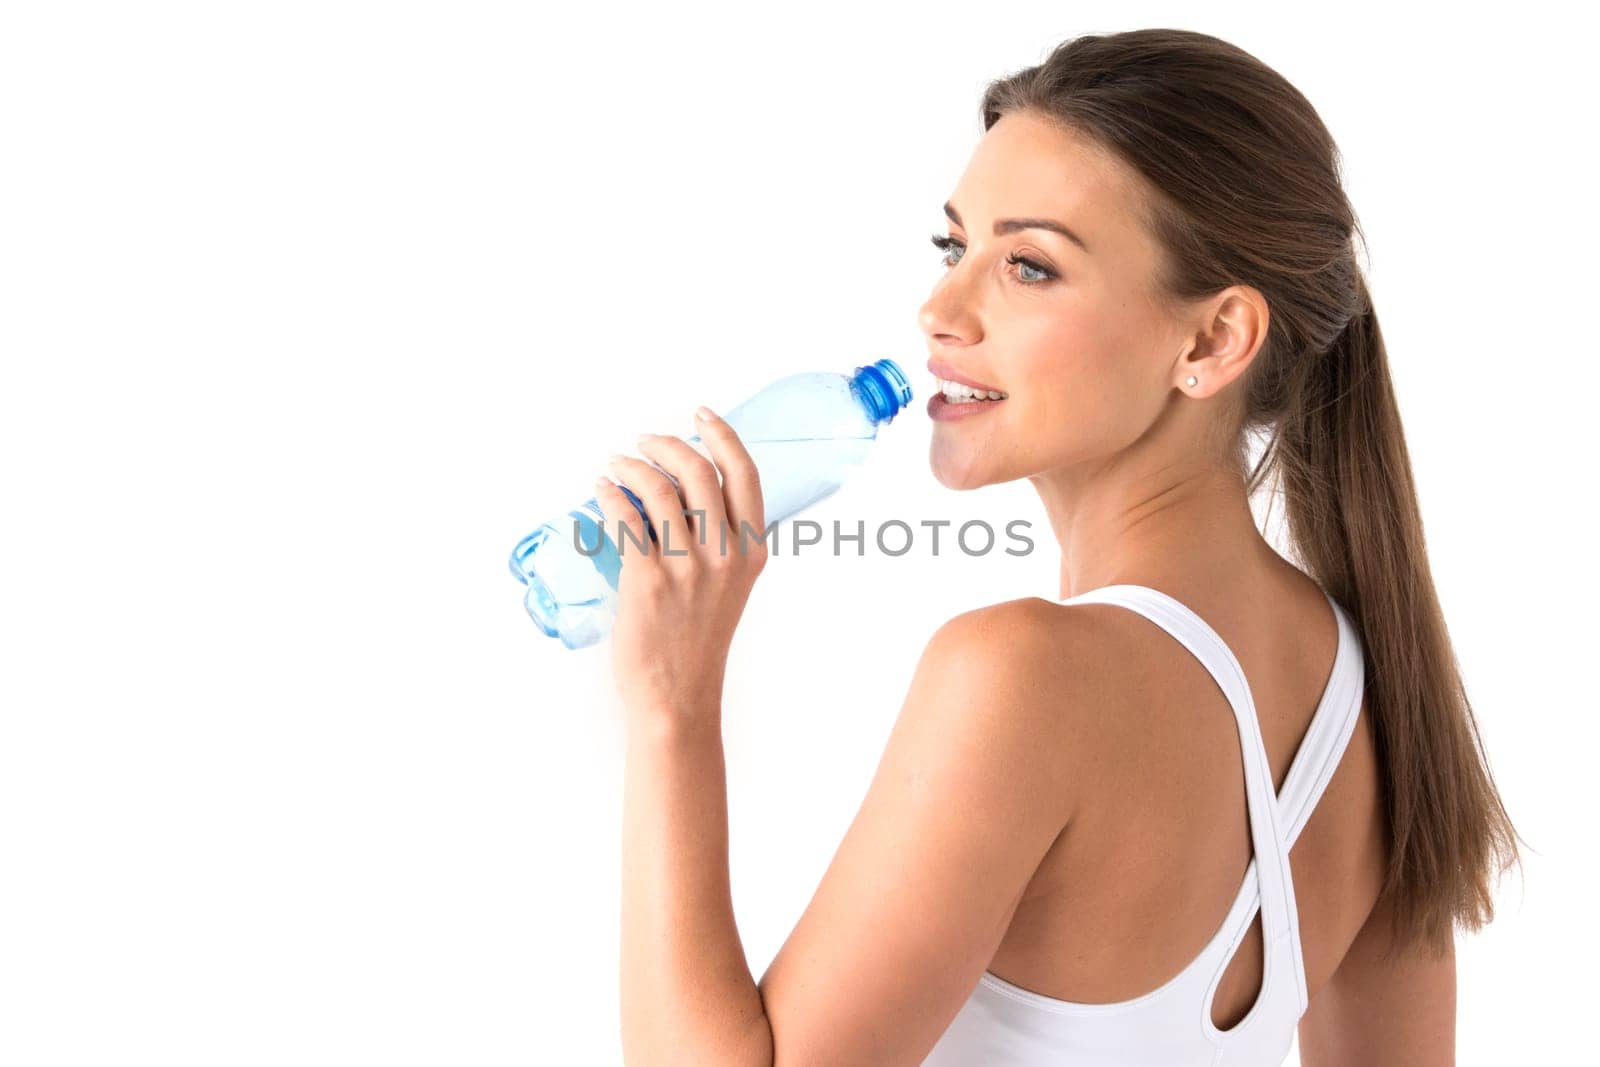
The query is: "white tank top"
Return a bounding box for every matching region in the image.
[921,583,1367,1067]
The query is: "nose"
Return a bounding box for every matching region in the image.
[917,276,976,345]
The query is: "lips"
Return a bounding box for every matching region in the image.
[926,358,1002,395]
[927,391,1005,421]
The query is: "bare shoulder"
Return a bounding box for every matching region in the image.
[921,595,1118,693]
[758,583,1399,1063]
[927,594,1162,707]
[754,599,1143,1062]
[910,597,1130,808]
[927,594,1122,656]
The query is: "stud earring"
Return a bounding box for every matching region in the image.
[1185,375,1198,387]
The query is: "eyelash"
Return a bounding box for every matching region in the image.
[929,233,1057,285]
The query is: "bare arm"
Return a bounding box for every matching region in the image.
[1298,891,1456,1066]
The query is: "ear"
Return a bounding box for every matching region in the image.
[1174,284,1270,397]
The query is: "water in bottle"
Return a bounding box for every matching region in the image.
[508,358,913,649]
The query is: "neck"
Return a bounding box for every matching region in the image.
[1030,433,1279,603]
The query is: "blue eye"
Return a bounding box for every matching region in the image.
[929,233,1056,285]
[929,233,964,267]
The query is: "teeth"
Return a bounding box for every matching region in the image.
[937,377,1007,401]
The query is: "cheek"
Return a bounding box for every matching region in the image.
[1013,313,1163,454]
[1013,311,1133,407]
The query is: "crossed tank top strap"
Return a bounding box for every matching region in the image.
[1059,583,1299,948]
[1274,590,1366,849]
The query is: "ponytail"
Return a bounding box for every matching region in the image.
[1260,272,1525,959]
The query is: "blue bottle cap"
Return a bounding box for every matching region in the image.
[850,358,915,424]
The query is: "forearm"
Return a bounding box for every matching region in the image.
[619,715,773,1066]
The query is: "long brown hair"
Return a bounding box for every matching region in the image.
[980,28,1522,959]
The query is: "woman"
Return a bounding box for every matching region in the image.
[595,28,1522,1066]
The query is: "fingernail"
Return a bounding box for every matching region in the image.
[694,405,718,423]
[594,475,611,490]
[607,453,628,466]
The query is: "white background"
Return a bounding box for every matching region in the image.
[2,2,1592,1063]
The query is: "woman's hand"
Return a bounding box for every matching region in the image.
[592,406,768,730]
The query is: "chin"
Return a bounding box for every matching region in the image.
[928,443,994,491]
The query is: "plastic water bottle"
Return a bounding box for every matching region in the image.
[509,358,913,649]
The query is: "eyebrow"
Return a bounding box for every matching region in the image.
[944,201,1091,254]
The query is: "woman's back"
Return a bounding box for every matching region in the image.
[922,567,1385,1064]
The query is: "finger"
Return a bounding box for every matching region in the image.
[592,474,655,563]
[607,453,689,557]
[635,433,727,550]
[691,407,766,557]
